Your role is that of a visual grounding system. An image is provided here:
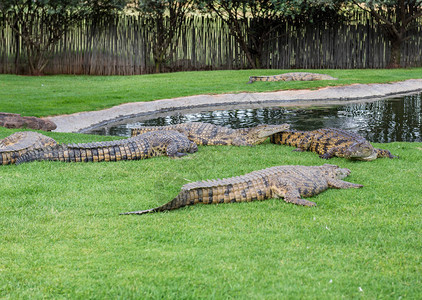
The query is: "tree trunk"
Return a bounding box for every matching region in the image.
[31,68,44,76]
[253,53,261,69]
[27,46,47,75]
[244,48,257,69]
[236,36,257,69]
[155,59,161,73]
[13,24,20,74]
[388,38,402,68]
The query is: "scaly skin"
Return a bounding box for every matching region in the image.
[131,122,290,146]
[0,131,57,165]
[15,131,197,165]
[270,128,398,161]
[121,164,362,215]
[247,72,337,84]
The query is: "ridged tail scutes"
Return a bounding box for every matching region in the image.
[1,152,17,165]
[15,147,50,165]
[121,190,190,215]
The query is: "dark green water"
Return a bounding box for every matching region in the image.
[86,93,422,143]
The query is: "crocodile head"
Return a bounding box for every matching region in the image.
[340,142,377,161]
[247,123,290,143]
[321,164,351,179]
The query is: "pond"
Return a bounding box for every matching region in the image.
[85,93,422,143]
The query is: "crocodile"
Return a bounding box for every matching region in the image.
[270,128,397,161]
[247,72,337,84]
[15,130,197,165]
[0,131,57,165]
[131,122,290,146]
[121,164,362,215]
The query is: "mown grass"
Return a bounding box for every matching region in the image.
[1,127,421,299]
[1,68,422,117]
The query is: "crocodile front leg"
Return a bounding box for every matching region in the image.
[270,178,316,207]
[375,148,398,159]
[164,139,198,158]
[327,178,363,189]
[292,135,313,153]
[319,147,339,159]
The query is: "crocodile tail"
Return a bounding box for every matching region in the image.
[15,145,64,165]
[120,190,191,215]
[15,148,45,165]
[0,152,18,165]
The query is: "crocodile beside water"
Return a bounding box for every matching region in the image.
[270,128,397,161]
[132,122,290,146]
[15,131,197,165]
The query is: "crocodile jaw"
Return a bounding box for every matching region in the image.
[343,142,378,161]
[336,167,351,179]
[355,152,378,161]
[347,147,378,161]
[321,164,351,179]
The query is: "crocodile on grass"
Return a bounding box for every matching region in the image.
[0,131,57,165]
[247,72,337,84]
[122,164,362,215]
[270,128,397,161]
[131,122,290,146]
[15,131,197,165]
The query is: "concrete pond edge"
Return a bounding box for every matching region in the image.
[46,79,422,133]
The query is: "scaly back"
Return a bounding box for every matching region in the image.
[182,165,332,190]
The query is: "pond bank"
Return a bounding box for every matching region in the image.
[47,79,422,133]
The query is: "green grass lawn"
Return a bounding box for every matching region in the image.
[1,68,422,117]
[1,127,421,299]
[1,69,421,298]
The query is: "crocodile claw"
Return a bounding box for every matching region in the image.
[319,153,333,159]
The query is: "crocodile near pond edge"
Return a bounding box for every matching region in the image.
[122,164,363,215]
[270,128,397,161]
[131,122,290,146]
[247,72,337,84]
[15,131,197,165]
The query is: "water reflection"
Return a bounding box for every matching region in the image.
[87,93,422,143]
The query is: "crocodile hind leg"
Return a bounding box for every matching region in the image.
[270,178,316,207]
[166,141,198,158]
